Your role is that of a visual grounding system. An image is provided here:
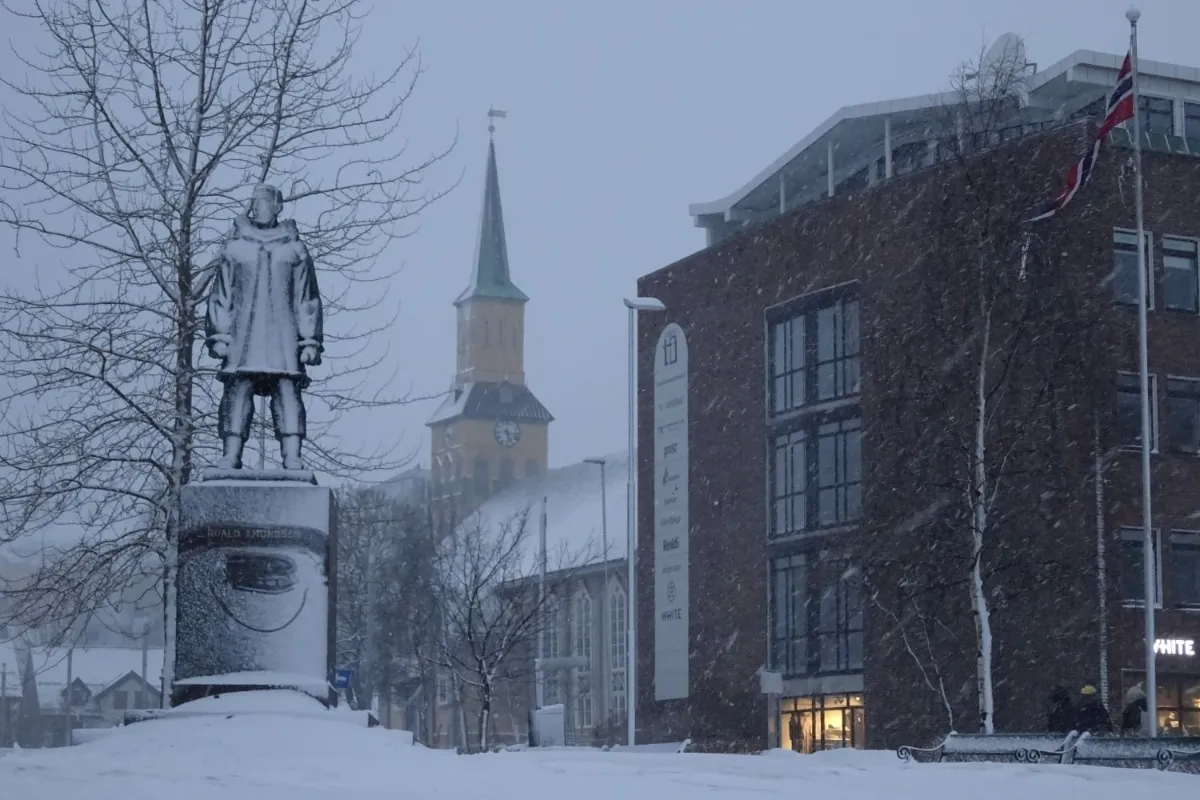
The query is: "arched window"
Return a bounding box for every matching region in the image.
[525,459,540,478]
[573,589,594,729]
[609,587,628,720]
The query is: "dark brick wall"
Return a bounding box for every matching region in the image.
[633,123,1200,750]
[1092,145,1200,707]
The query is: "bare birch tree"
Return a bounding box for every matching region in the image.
[0,0,451,696]
[868,38,1112,734]
[428,508,583,752]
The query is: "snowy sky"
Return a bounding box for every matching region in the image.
[2,0,1198,477]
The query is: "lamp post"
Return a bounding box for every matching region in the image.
[623,296,665,747]
[584,457,609,722]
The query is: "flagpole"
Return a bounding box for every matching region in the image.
[1127,5,1157,738]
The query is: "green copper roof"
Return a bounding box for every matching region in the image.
[455,139,529,305]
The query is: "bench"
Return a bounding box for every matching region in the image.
[1156,745,1200,774]
[1067,734,1200,772]
[897,733,1075,764]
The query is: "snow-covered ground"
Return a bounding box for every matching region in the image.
[0,692,1194,799]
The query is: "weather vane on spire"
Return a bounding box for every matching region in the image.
[487,107,507,138]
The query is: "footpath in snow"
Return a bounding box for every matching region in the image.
[0,692,1194,799]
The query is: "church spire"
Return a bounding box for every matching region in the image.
[455,110,529,306]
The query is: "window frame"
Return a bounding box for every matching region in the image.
[608,587,628,719]
[1121,526,1164,610]
[768,407,863,539]
[1161,236,1200,313]
[1137,94,1176,137]
[769,553,864,679]
[1185,101,1200,141]
[1113,228,1155,310]
[1163,375,1200,455]
[765,283,861,418]
[1117,371,1159,454]
[1169,530,1200,611]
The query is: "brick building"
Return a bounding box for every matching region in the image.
[632,39,1200,753]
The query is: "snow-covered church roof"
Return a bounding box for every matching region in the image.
[462,451,628,575]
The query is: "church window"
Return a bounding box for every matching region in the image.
[525,459,540,478]
[500,458,514,487]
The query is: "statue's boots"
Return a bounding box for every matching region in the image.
[218,435,244,470]
[280,435,305,471]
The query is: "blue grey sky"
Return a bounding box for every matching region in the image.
[4,0,1198,475]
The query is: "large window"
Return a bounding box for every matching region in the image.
[817,418,863,527]
[771,555,863,677]
[771,554,809,677]
[780,694,865,753]
[769,295,860,415]
[1117,372,1158,451]
[572,591,593,728]
[1139,96,1175,137]
[609,588,627,720]
[1163,237,1199,312]
[1125,673,1200,737]
[1121,527,1162,607]
[1164,377,1200,454]
[1186,102,1200,140]
[818,565,864,673]
[1113,230,1152,307]
[771,414,861,537]
[1171,532,1200,609]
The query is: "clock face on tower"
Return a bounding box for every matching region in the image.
[494,419,521,448]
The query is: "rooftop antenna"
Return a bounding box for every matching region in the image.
[487,107,507,139]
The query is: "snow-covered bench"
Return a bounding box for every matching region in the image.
[897,733,1075,764]
[1070,735,1200,771]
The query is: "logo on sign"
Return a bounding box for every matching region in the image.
[662,536,681,551]
[663,334,678,366]
[667,581,677,603]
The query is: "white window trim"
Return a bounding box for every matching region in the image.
[1169,529,1200,611]
[1114,228,1156,311]
[1118,370,1159,454]
[1164,374,1200,455]
[1121,526,1164,610]
[1160,235,1200,313]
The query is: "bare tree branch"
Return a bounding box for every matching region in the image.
[0,1,452,700]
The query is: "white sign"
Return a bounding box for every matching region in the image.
[1155,638,1196,657]
[653,323,689,701]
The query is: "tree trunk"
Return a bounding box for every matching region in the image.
[479,701,491,752]
[971,309,996,735]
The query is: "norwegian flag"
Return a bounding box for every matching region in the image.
[1028,52,1134,222]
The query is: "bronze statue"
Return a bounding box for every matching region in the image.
[204,184,324,471]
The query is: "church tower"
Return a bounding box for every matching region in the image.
[427,114,552,524]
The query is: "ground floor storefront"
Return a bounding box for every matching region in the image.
[779,693,865,753]
[1122,669,1200,736]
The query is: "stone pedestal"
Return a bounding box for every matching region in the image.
[172,471,337,708]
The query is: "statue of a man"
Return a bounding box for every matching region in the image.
[204,184,324,471]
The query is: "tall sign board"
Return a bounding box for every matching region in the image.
[653,323,689,700]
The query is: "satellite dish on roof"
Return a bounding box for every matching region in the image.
[980,33,1029,78]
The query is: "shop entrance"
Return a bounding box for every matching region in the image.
[779,693,864,753]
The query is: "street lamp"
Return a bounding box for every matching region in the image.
[583,456,610,722]
[623,295,665,746]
